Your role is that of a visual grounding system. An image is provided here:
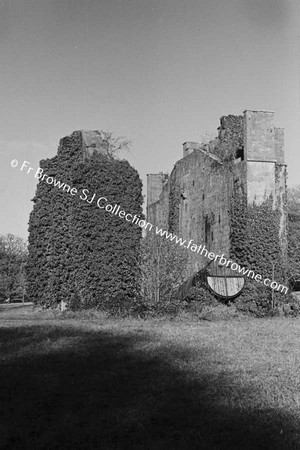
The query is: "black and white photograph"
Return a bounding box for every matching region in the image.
[0,0,300,448]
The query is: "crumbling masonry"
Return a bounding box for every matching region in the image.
[147,110,287,276]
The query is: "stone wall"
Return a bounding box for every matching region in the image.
[147,145,233,273]
[147,109,288,278]
[147,173,169,210]
[169,148,232,272]
[244,110,276,162]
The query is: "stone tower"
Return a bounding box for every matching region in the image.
[146,110,287,274]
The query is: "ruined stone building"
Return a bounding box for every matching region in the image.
[147,110,287,276]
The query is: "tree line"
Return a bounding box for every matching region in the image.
[0,234,27,302]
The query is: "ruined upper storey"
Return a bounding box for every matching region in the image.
[182,110,285,164]
[56,130,110,164]
[148,109,286,214]
[81,130,109,159]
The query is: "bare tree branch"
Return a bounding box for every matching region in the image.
[99,131,132,159]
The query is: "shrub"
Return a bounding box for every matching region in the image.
[140,231,190,306]
[234,280,300,317]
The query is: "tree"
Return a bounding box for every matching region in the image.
[0,234,28,302]
[98,131,132,159]
[140,231,190,306]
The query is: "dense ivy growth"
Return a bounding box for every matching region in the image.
[287,186,300,285]
[208,116,292,313]
[228,182,292,314]
[230,188,286,280]
[168,166,181,234]
[27,131,143,308]
[209,115,244,167]
[288,214,300,285]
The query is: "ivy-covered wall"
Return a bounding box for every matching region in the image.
[288,213,300,284]
[230,186,287,282]
[27,131,143,308]
[168,165,181,234]
[146,110,288,301]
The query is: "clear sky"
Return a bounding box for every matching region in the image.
[0,0,299,240]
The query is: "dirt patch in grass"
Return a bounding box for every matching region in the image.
[0,308,300,449]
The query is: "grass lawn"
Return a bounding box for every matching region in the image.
[1,305,300,449]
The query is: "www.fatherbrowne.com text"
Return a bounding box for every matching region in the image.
[13,159,289,294]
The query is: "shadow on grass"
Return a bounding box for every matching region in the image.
[0,323,299,450]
